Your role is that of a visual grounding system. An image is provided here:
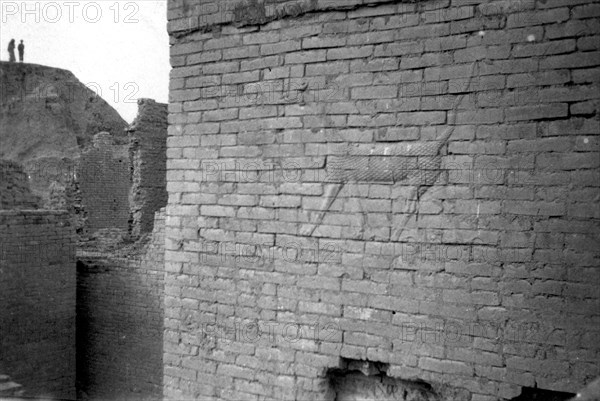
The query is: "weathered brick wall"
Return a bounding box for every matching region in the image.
[128,99,169,238]
[23,156,77,201]
[78,132,130,234]
[0,160,39,209]
[166,0,600,400]
[76,209,165,400]
[0,210,76,399]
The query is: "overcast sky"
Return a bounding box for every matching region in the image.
[1,0,170,122]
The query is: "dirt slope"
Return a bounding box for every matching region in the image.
[0,61,128,161]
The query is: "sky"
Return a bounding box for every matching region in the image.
[0,0,170,122]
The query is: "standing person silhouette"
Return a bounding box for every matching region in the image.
[17,40,24,62]
[8,39,15,62]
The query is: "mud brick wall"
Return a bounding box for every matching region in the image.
[76,209,165,400]
[166,0,600,400]
[78,132,131,234]
[128,99,169,238]
[23,157,77,199]
[0,210,76,399]
[0,160,39,209]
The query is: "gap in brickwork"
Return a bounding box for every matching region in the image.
[328,359,439,401]
[509,387,575,401]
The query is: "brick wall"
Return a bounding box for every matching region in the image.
[0,160,39,209]
[23,156,77,202]
[76,209,165,400]
[128,99,169,238]
[165,0,600,400]
[78,132,131,234]
[0,210,76,399]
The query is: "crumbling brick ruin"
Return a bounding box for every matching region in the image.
[0,60,129,211]
[0,160,40,209]
[41,99,169,240]
[165,0,600,400]
[0,161,76,399]
[128,99,169,238]
[1,96,168,399]
[74,100,168,399]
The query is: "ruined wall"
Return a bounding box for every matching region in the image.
[24,156,77,201]
[128,99,169,238]
[76,209,165,400]
[0,210,76,399]
[74,100,167,398]
[0,159,39,209]
[166,0,600,400]
[78,132,131,234]
[0,61,128,211]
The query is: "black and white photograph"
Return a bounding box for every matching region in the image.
[0,0,599,400]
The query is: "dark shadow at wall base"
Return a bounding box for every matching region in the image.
[510,387,575,401]
[75,260,92,401]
